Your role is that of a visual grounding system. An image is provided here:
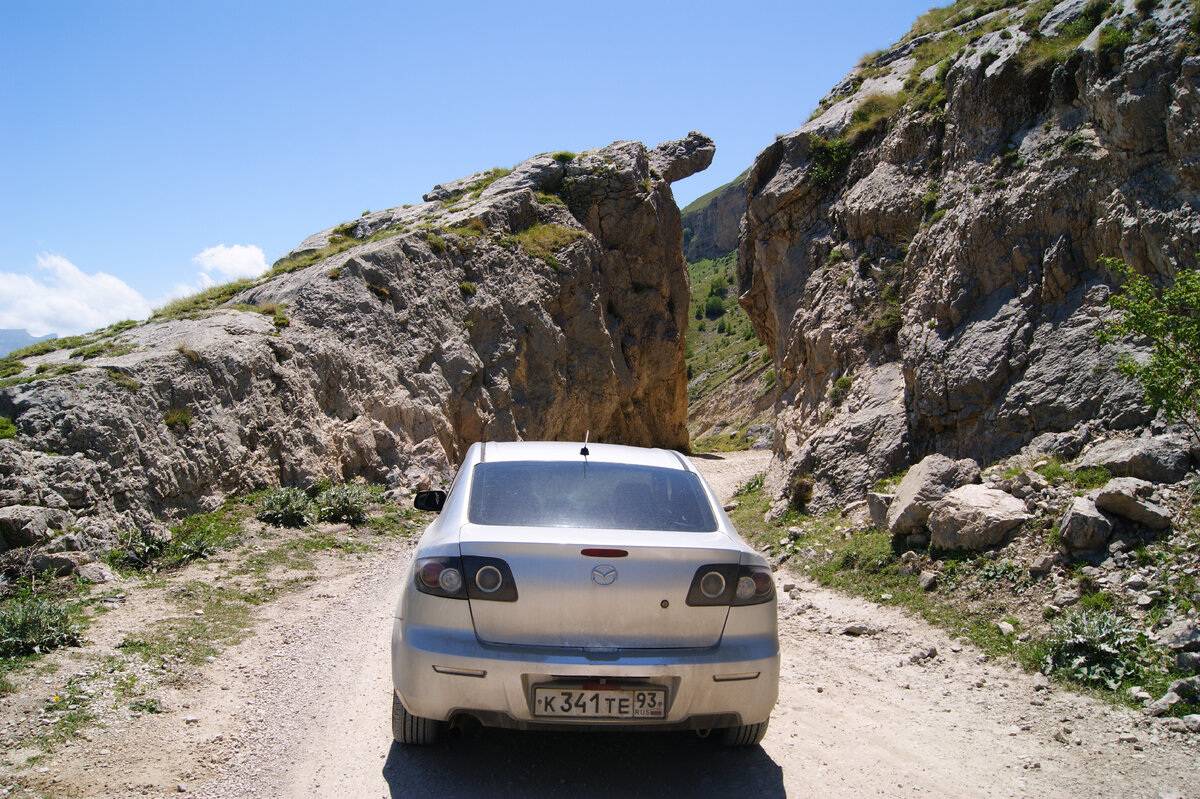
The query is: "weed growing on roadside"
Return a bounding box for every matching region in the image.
[315,484,369,525]
[257,487,314,528]
[0,594,83,658]
[1039,608,1153,690]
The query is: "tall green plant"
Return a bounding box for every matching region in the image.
[1098,257,1200,443]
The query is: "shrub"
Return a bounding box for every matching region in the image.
[459,281,478,296]
[869,303,903,339]
[1136,0,1158,16]
[551,151,576,163]
[0,595,82,658]
[704,295,725,319]
[1098,257,1200,443]
[1097,25,1133,70]
[426,233,447,253]
[828,375,853,406]
[257,487,314,528]
[1039,608,1149,690]
[316,484,369,525]
[921,191,940,215]
[809,137,854,187]
[164,408,192,429]
[1060,0,1111,38]
[0,417,15,440]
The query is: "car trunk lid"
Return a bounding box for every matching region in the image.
[458,524,737,649]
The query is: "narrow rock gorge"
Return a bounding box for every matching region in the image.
[737,0,1200,511]
[0,133,712,547]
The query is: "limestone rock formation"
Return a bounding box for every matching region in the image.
[681,170,747,262]
[0,133,713,541]
[738,0,1200,511]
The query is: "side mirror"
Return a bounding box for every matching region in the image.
[414,490,446,512]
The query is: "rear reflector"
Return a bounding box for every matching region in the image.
[433,665,487,678]
[713,672,760,682]
[581,548,628,558]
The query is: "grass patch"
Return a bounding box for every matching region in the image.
[232,302,289,329]
[1019,0,1112,69]
[116,581,265,665]
[154,280,254,321]
[551,151,576,163]
[0,416,16,439]
[71,338,136,360]
[459,281,478,296]
[105,369,140,392]
[691,427,752,454]
[164,407,192,430]
[106,496,254,572]
[514,224,587,261]
[847,92,907,145]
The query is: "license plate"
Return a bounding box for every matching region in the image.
[533,686,666,719]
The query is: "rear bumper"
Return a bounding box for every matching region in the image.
[391,618,779,730]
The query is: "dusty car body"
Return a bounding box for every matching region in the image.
[390,440,779,745]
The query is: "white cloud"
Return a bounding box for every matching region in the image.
[191,244,268,285]
[154,243,270,304]
[0,254,153,338]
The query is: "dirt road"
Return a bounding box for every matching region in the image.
[10,450,1199,797]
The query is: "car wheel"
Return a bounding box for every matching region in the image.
[392,692,445,745]
[718,718,769,747]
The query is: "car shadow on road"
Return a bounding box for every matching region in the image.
[382,729,784,798]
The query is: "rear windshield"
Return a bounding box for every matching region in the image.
[468,461,718,531]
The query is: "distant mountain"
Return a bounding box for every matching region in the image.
[0,329,55,357]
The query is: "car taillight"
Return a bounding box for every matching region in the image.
[414,557,467,599]
[414,556,518,602]
[686,564,774,607]
[463,556,518,602]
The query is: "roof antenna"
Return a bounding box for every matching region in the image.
[580,430,590,457]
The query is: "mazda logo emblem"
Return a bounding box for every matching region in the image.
[591,565,617,586]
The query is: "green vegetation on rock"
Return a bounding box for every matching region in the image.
[514,223,586,262]
[1098,257,1200,442]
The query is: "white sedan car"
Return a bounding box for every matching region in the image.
[391,440,779,746]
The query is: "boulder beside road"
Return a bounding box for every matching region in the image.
[927,484,1032,550]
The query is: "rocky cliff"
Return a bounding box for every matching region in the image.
[738,0,1200,511]
[681,170,747,262]
[0,133,712,549]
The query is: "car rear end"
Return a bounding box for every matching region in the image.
[391,442,779,742]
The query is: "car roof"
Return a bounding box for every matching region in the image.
[476,440,691,470]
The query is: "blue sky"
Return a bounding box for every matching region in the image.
[0,0,936,337]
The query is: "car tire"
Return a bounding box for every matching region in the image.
[392,692,445,745]
[718,718,769,747]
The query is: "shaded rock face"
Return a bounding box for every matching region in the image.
[681,171,747,262]
[739,2,1200,511]
[0,133,713,535]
